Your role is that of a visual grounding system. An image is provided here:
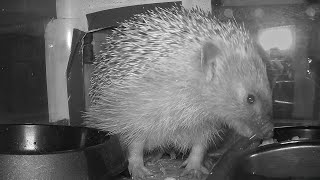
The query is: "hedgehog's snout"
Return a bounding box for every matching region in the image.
[261,122,274,139]
[252,121,274,140]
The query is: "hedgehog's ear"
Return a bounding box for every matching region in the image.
[200,41,220,81]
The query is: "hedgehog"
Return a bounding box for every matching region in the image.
[84,6,274,180]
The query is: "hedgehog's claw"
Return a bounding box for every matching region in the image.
[180,159,209,179]
[180,165,209,179]
[128,163,154,180]
[127,140,153,179]
[179,143,209,179]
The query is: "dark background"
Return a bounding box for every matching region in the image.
[0,0,56,123]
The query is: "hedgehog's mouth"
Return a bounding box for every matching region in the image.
[232,121,254,138]
[231,121,274,140]
[258,122,274,139]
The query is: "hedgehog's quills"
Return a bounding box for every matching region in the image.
[84,6,274,180]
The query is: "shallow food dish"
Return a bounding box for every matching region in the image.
[230,141,320,180]
[0,124,127,180]
[206,126,320,180]
[273,126,320,142]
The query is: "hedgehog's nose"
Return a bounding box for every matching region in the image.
[264,129,274,139]
[262,123,274,139]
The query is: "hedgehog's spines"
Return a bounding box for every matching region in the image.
[84,6,268,151]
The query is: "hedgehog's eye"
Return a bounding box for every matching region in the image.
[247,94,255,104]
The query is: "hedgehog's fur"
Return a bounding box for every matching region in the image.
[84,6,273,179]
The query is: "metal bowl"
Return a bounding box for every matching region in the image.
[231,126,320,180]
[206,126,320,180]
[0,124,127,180]
[231,141,320,180]
[273,126,320,142]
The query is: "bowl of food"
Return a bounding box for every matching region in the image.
[0,124,127,180]
[232,126,320,180]
[207,126,320,180]
[231,141,320,180]
[273,126,320,142]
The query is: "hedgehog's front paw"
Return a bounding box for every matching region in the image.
[128,162,154,180]
[180,158,209,179]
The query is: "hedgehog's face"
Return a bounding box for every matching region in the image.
[200,41,274,139]
[226,81,274,139]
[223,49,274,139]
[208,73,274,139]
